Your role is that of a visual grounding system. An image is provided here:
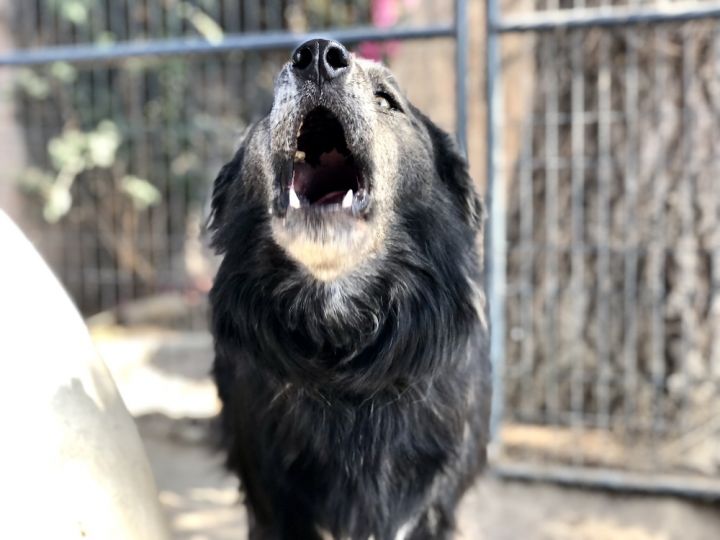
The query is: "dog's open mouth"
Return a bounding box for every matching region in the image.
[289,107,369,214]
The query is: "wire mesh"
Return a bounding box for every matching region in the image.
[493,0,720,486]
[5,0,460,324]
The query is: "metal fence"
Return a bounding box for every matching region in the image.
[4,0,720,498]
[487,0,720,496]
[2,0,467,321]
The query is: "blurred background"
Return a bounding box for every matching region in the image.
[0,0,719,538]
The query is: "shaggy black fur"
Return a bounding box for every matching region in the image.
[208,49,490,540]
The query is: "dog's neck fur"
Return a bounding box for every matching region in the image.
[210,198,481,397]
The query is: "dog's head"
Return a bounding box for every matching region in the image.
[209,39,482,282]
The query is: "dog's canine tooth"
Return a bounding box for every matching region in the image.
[289,187,301,209]
[342,189,354,209]
[294,150,305,162]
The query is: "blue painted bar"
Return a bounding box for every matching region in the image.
[454,0,469,155]
[485,0,506,442]
[0,25,454,66]
[494,2,720,33]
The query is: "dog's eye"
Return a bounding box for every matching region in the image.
[374,91,400,111]
[375,94,391,109]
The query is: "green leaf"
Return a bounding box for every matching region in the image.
[60,0,88,25]
[44,183,73,223]
[16,69,50,99]
[49,61,77,83]
[48,0,93,26]
[121,176,162,210]
[87,120,121,168]
[182,2,224,44]
[95,31,116,46]
[17,167,54,193]
[48,130,87,173]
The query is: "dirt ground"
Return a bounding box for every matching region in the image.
[94,329,720,540]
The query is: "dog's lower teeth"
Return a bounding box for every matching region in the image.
[289,187,301,209]
[342,189,354,209]
[294,150,305,162]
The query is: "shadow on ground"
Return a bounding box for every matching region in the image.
[136,413,246,540]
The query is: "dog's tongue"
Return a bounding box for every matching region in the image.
[314,191,347,205]
[293,149,353,205]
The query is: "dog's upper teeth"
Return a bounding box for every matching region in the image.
[342,189,353,209]
[289,187,301,209]
[294,150,305,162]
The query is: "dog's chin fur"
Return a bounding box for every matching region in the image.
[208,54,490,540]
[270,210,380,281]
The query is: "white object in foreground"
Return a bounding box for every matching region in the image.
[0,210,170,540]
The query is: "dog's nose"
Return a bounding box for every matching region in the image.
[291,39,350,84]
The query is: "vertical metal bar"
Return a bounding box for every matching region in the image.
[114,0,133,308]
[51,0,67,298]
[70,0,101,313]
[518,92,535,421]
[623,25,639,430]
[55,0,71,301]
[127,0,147,303]
[711,23,720,400]
[324,0,333,27]
[60,1,89,312]
[486,0,506,440]
[678,26,697,434]
[244,0,262,118]
[223,0,239,29]
[148,0,157,299]
[166,0,184,292]
[198,0,225,306]
[595,23,612,430]
[98,0,119,313]
[650,26,669,444]
[569,22,586,459]
[91,1,105,313]
[222,0,242,136]
[542,27,560,424]
[267,0,284,30]
[454,0,468,155]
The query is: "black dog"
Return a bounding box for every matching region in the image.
[208,39,490,540]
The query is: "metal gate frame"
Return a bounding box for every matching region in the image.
[485,0,720,499]
[5,0,719,500]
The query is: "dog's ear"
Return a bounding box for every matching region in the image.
[418,111,485,231]
[206,124,262,237]
[206,146,244,235]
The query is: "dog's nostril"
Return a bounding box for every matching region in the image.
[291,39,349,83]
[292,46,313,70]
[325,45,349,70]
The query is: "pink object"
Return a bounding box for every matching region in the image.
[373,0,399,26]
[357,0,407,61]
